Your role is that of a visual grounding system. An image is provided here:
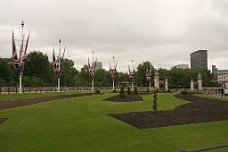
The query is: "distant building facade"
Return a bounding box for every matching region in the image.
[172,64,189,69]
[217,72,228,88]
[95,62,102,71]
[212,65,228,75]
[190,50,208,69]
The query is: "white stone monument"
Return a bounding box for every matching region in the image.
[197,73,202,91]
[154,71,160,90]
[190,80,194,91]
[165,78,168,91]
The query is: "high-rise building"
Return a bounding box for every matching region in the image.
[190,50,208,69]
[95,62,102,71]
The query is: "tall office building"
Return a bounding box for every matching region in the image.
[95,62,102,71]
[190,50,208,69]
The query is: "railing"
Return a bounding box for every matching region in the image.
[0,86,161,94]
[180,144,228,152]
[0,86,225,95]
[0,87,115,94]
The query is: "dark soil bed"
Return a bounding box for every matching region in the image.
[102,93,144,102]
[109,93,228,129]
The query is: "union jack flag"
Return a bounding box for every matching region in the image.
[128,65,134,81]
[52,48,60,76]
[146,68,152,81]
[12,32,30,74]
[88,58,96,79]
[110,61,117,81]
[12,32,19,69]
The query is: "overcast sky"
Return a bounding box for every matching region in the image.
[1,0,228,72]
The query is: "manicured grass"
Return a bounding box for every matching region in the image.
[0,92,227,152]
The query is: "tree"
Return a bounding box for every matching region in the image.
[75,64,91,87]
[136,61,154,87]
[0,58,17,86]
[94,69,109,87]
[60,58,78,87]
[24,51,52,86]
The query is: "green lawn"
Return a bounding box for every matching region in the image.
[0,92,227,152]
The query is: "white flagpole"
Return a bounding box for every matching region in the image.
[19,21,24,93]
[92,51,94,91]
[131,60,134,91]
[58,39,61,92]
[112,56,115,91]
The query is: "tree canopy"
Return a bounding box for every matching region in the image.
[0,52,218,88]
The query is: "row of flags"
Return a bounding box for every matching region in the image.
[12,31,30,74]
[12,29,152,82]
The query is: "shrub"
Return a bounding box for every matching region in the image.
[155,88,159,93]
[147,88,150,93]
[95,90,100,93]
[127,87,131,95]
[153,89,158,112]
[181,90,188,95]
[119,87,126,98]
[113,89,117,93]
[134,86,138,94]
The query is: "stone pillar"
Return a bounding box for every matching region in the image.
[198,73,202,91]
[154,71,160,90]
[190,80,194,91]
[225,82,228,89]
[165,78,168,91]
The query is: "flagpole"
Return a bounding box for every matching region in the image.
[131,60,134,91]
[112,57,115,91]
[92,51,94,91]
[19,21,24,93]
[58,39,61,92]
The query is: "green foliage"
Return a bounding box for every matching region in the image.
[127,87,131,95]
[181,90,188,95]
[94,69,110,87]
[112,89,117,93]
[95,90,100,93]
[134,86,138,94]
[153,89,158,112]
[0,54,214,88]
[155,88,159,93]
[23,76,44,87]
[168,88,171,92]
[147,88,150,92]
[119,86,126,98]
[135,61,154,87]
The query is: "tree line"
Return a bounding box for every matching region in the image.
[0,50,220,88]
